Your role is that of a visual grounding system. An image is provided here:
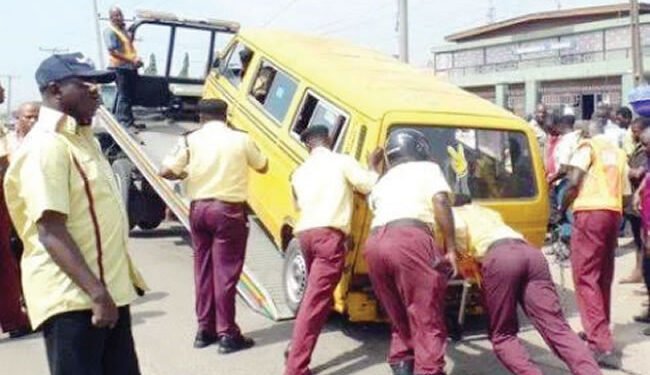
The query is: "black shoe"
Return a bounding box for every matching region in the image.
[577,331,587,341]
[389,360,414,375]
[593,350,621,370]
[642,326,650,336]
[193,331,218,349]
[218,335,255,354]
[132,123,146,130]
[8,327,33,339]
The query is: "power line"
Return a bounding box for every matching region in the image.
[263,0,299,27]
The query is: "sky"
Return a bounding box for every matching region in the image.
[0,0,618,115]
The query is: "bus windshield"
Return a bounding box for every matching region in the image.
[390,125,538,199]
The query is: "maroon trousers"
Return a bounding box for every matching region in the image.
[285,227,346,375]
[570,210,619,353]
[0,186,29,333]
[482,240,601,375]
[189,199,248,337]
[364,225,447,375]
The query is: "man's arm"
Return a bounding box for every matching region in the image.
[159,138,189,180]
[432,192,458,277]
[560,166,585,213]
[245,138,268,174]
[37,211,118,328]
[341,150,383,195]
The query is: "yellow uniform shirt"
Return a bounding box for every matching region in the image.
[369,161,451,228]
[162,121,267,202]
[452,205,524,260]
[3,106,141,328]
[569,135,631,195]
[292,147,378,234]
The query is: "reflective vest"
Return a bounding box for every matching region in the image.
[573,137,627,213]
[108,25,136,68]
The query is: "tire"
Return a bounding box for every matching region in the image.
[111,158,136,230]
[138,219,163,231]
[283,239,308,314]
[137,180,166,231]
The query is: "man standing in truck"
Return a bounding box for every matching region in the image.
[104,6,144,130]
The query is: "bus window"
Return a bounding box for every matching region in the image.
[291,91,348,150]
[249,61,298,123]
[221,42,254,87]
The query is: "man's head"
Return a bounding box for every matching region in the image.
[558,114,575,134]
[615,106,633,129]
[585,120,605,139]
[109,6,125,28]
[544,112,561,136]
[15,102,40,138]
[534,103,547,125]
[36,52,115,124]
[384,129,431,169]
[632,116,650,143]
[300,125,332,151]
[198,99,227,123]
[0,83,4,104]
[594,102,613,125]
[640,127,650,158]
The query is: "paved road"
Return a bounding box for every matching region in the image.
[1,222,649,375]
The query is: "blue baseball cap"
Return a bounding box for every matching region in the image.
[35,52,115,89]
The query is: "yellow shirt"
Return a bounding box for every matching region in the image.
[622,127,636,157]
[452,205,524,259]
[162,121,267,202]
[4,106,140,328]
[369,161,451,228]
[569,136,631,195]
[292,147,378,234]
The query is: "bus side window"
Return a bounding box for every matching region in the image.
[221,42,254,87]
[249,60,298,123]
[290,90,348,150]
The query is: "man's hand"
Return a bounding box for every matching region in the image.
[133,56,144,68]
[445,249,459,279]
[549,209,565,226]
[367,147,384,174]
[90,288,118,328]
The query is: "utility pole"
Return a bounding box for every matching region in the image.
[487,0,496,24]
[631,0,645,86]
[92,0,106,69]
[397,0,409,63]
[0,74,18,120]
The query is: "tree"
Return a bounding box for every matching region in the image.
[178,52,190,78]
[144,53,157,75]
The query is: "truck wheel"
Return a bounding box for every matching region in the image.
[111,158,136,230]
[137,181,166,230]
[283,239,308,314]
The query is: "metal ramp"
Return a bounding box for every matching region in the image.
[95,106,294,321]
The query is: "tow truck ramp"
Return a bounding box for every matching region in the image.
[95,106,294,321]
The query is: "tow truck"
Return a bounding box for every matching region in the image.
[96,10,294,320]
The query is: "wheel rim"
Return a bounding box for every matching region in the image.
[285,252,307,305]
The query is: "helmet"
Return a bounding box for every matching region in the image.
[384,129,431,166]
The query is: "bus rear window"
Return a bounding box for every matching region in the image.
[390,125,537,199]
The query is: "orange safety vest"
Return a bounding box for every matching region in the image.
[573,137,627,213]
[108,25,137,68]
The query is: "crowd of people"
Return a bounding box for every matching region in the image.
[0,15,647,374]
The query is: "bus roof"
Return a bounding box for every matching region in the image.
[238,29,521,125]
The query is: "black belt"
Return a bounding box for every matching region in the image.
[371,218,432,235]
[487,238,527,253]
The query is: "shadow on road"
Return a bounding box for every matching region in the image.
[132,310,167,326]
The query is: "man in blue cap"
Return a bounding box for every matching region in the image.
[4,52,145,375]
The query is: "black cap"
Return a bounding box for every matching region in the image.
[35,52,115,89]
[300,125,330,143]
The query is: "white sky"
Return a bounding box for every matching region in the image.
[0,0,616,113]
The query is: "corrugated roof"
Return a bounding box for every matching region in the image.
[446,2,650,42]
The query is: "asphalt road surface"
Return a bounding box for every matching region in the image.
[1,222,649,375]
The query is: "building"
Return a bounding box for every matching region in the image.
[430,3,650,119]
